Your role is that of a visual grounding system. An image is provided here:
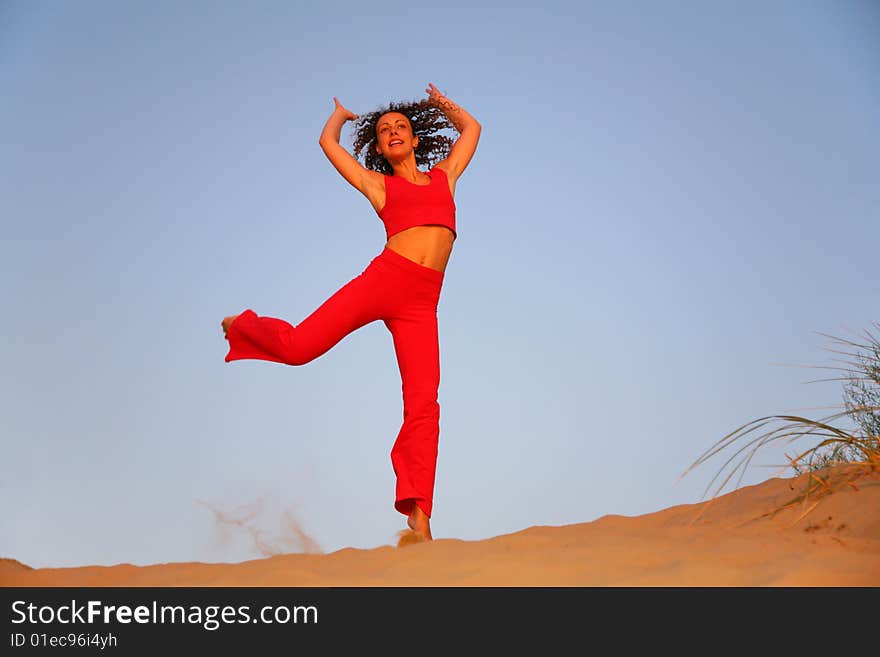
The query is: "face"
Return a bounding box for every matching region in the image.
[375,112,418,161]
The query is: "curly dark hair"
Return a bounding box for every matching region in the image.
[352,99,458,175]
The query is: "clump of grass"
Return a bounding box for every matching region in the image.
[681,322,880,513]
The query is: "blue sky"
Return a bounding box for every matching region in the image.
[2,0,878,568]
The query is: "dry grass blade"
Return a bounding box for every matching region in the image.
[681,323,880,519]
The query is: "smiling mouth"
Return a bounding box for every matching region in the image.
[389,140,403,146]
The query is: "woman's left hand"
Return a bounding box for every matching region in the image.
[425,82,447,105]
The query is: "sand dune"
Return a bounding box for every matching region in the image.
[4,468,879,587]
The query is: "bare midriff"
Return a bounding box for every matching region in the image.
[385,225,456,273]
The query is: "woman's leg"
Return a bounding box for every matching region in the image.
[385,305,442,524]
[224,266,385,366]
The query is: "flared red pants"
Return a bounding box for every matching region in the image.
[224,246,445,518]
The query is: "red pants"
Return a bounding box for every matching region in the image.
[224,247,445,519]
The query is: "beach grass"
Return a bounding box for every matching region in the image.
[681,322,880,512]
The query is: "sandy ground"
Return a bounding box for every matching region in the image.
[3,467,879,586]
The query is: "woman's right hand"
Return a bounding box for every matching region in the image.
[333,97,358,122]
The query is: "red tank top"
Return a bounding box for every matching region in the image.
[377,166,457,240]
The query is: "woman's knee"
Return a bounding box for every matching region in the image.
[402,396,440,421]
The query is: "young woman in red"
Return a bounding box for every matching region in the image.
[221,83,481,542]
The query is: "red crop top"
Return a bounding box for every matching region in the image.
[377,166,457,240]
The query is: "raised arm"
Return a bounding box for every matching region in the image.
[318,98,383,201]
[426,83,481,183]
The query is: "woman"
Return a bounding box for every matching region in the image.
[221,83,481,543]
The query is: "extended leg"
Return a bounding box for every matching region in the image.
[225,268,384,365]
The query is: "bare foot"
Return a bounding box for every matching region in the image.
[221,315,239,338]
[407,504,432,541]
